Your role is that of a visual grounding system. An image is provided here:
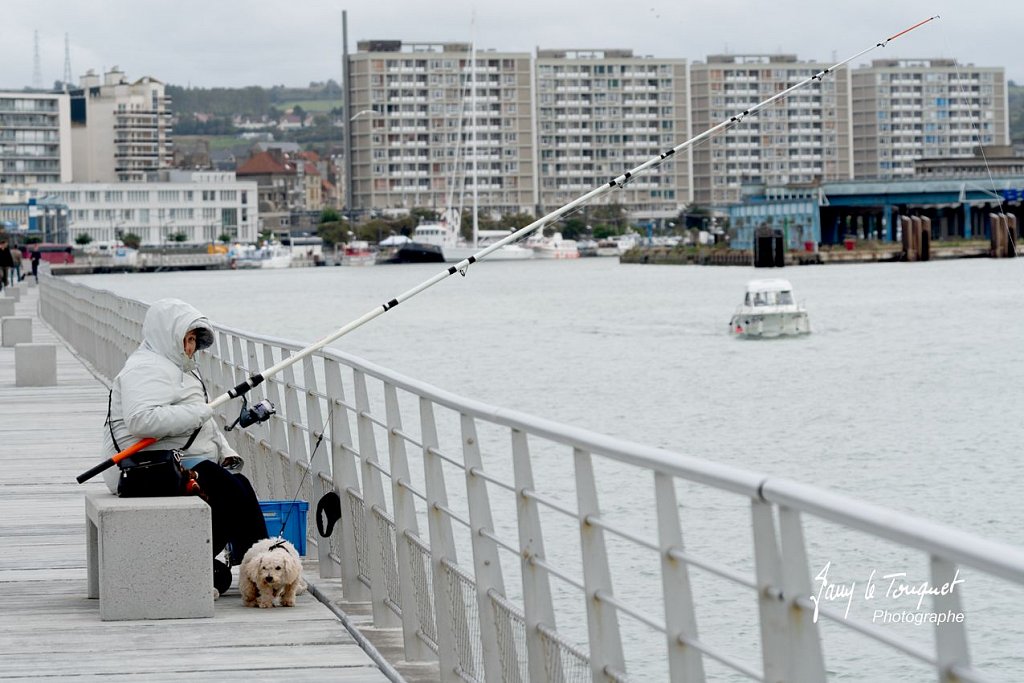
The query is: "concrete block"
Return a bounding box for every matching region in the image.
[0,298,13,317]
[1,317,31,347]
[15,343,56,386]
[86,492,213,620]
[5,286,20,302]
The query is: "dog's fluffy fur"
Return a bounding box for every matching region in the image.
[239,537,306,608]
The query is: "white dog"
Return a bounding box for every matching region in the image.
[239,537,306,608]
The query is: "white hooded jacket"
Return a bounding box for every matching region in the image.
[101,298,238,493]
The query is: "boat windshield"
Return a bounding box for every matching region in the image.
[748,290,794,306]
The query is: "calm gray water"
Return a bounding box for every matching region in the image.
[76,257,1024,680]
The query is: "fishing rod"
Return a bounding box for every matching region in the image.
[76,16,937,485]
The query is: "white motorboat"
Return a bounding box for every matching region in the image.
[231,242,293,269]
[729,278,810,338]
[528,232,580,259]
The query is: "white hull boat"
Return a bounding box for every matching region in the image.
[528,232,579,259]
[729,278,810,338]
[232,243,293,269]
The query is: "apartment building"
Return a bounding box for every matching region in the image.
[346,41,535,218]
[0,91,72,186]
[851,58,1007,180]
[688,54,851,206]
[68,67,174,183]
[534,49,689,222]
[37,171,258,245]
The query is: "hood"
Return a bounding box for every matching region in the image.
[141,298,214,369]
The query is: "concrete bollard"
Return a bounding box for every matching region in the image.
[15,343,56,386]
[5,286,21,302]
[1,317,32,347]
[0,298,14,317]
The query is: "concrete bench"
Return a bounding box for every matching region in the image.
[86,491,214,620]
[1,317,31,347]
[16,343,56,386]
[0,298,14,317]
[5,286,21,302]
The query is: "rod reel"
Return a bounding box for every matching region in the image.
[224,396,276,431]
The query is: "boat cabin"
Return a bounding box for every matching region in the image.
[744,279,796,307]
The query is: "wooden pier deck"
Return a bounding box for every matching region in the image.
[0,282,398,682]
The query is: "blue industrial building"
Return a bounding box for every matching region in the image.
[0,195,71,245]
[728,176,1024,250]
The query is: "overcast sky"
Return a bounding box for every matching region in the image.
[2,1,1020,90]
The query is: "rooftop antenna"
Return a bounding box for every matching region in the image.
[32,30,43,89]
[63,33,73,90]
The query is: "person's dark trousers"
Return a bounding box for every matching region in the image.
[192,460,268,564]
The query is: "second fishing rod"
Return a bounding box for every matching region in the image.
[75,16,938,484]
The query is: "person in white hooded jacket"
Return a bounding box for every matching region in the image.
[101,298,267,594]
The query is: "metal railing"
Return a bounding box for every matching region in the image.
[41,276,1024,683]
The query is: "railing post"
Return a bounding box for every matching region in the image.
[653,472,705,683]
[511,428,556,683]
[931,556,970,682]
[261,345,288,499]
[303,355,329,570]
[280,350,308,477]
[420,399,461,682]
[384,383,432,661]
[777,506,826,681]
[751,499,788,682]
[354,370,401,627]
[323,358,363,589]
[573,447,625,681]
[461,414,506,683]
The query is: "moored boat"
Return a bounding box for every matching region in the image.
[528,232,579,259]
[729,278,810,338]
[340,240,376,266]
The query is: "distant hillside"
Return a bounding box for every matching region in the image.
[167,81,342,118]
[168,81,1024,145]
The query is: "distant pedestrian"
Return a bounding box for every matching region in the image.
[31,250,41,283]
[11,246,22,281]
[0,239,14,291]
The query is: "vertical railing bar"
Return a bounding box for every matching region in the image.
[461,413,507,683]
[511,428,557,683]
[303,354,329,569]
[385,382,433,661]
[324,357,364,590]
[777,506,826,681]
[654,472,706,683]
[261,344,287,499]
[354,370,401,628]
[574,447,625,681]
[751,499,785,682]
[420,398,461,682]
[931,556,971,683]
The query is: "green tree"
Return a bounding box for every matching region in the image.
[170,232,189,242]
[317,219,350,247]
[218,233,233,243]
[320,208,341,224]
[121,232,142,249]
[75,233,93,246]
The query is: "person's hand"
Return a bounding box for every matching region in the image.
[222,455,244,472]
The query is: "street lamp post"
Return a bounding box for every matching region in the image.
[345,108,382,226]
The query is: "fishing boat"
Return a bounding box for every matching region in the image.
[340,240,376,267]
[729,278,810,338]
